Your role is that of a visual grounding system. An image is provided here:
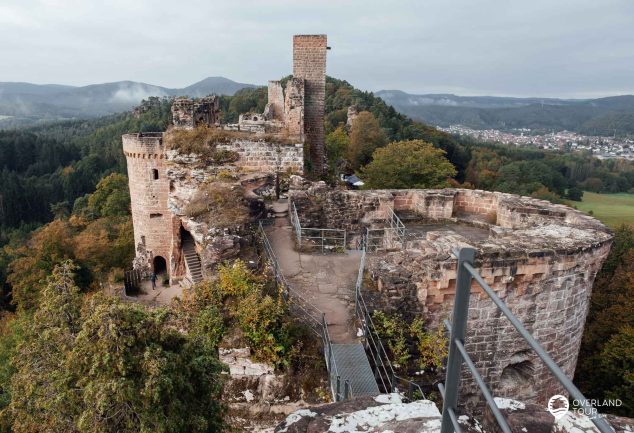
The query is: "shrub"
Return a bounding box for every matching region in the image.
[235,291,289,367]
[372,311,410,370]
[410,318,448,371]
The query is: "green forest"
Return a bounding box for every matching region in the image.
[0,79,633,430]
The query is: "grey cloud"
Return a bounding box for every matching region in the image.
[0,0,632,98]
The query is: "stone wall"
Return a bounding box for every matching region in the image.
[289,183,614,408]
[217,139,304,173]
[293,34,327,175]
[123,133,175,276]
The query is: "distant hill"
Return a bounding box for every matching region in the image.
[376,91,634,136]
[0,77,257,127]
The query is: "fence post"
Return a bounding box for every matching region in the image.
[344,379,351,400]
[336,375,341,402]
[440,247,475,433]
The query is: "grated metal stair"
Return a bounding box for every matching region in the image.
[332,344,380,397]
[182,236,203,283]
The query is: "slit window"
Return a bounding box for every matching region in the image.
[152,169,159,180]
[150,213,162,219]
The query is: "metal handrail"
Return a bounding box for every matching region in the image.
[439,247,614,433]
[387,206,406,246]
[258,221,352,401]
[355,245,425,400]
[290,202,302,246]
[290,201,347,252]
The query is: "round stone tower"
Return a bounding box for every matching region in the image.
[122,133,174,276]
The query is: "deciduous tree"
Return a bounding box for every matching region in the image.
[360,140,456,189]
[347,111,387,169]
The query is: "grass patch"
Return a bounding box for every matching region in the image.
[573,192,634,227]
[164,126,299,162]
[164,127,244,162]
[184,183,250,228]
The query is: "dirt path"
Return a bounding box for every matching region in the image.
[129,280,185,305]
[265,219,361,343]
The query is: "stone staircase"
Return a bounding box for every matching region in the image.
[182,235,203,284]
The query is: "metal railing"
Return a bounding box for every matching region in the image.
[364,228,387,252]
[290,201,302,245]
[439,247,614,433]
[387,206,406,246]
[362,207,406,252]
[290,202,347,253]
[123,269,143,295]
[354,246,424,400]
[258,221,352,401]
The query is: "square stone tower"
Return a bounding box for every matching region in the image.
[293,34,327,176]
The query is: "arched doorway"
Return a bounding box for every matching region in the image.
[153,256,167,275]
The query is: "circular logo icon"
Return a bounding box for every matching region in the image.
[548,395,570,420]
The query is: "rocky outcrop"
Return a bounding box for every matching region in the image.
[275,396,634,433]
[274,394,446,433]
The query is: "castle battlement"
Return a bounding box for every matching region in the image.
[122,133,165,157]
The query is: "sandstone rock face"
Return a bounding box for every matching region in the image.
[289,184,613,410]
[274,394,447,433]
[275,396,634,433]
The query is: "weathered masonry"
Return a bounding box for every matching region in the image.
[123,133,175,276]
[124,34,328,285]
[293,34,328,176]
[289,181,613,408]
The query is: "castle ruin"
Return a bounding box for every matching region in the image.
[122,34,613,414]
[289,181,612,408]
[124,35,328,286]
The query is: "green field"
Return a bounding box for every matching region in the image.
[573,192,634,227]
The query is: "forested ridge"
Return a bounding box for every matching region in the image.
[0,78,632,429]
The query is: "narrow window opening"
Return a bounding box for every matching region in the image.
[152,169,159,180]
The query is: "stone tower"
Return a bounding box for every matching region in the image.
[293,34,327,176]
[122,133,175,276]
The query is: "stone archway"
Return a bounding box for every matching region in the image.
[153,256,167,275]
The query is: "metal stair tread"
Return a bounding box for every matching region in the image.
[331,343,380,397]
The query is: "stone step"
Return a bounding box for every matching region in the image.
[181,237,203,283]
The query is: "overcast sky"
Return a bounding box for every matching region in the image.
[1,0,633,98]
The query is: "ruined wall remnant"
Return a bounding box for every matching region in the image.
[217,140,303,173]
[284,78,305,139]
[293,34,327,175]
[289,184,613,408]
[171,96,221,129]
[266,80,285,121]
